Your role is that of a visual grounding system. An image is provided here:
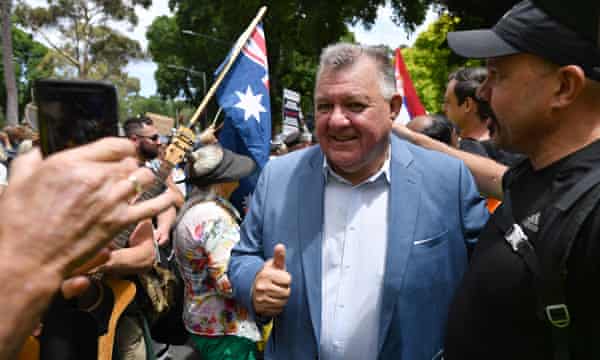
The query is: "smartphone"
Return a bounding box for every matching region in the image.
[33,79,119,156]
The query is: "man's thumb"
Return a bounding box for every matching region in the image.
[273,244,286,270]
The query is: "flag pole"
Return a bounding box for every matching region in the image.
[187,6,268,128]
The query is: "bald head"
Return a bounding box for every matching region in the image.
[407,116,434,134]
[407,114,457,146]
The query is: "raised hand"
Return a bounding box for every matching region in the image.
[252,244,292,317]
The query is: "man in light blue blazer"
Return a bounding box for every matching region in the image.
[229,43,489,360]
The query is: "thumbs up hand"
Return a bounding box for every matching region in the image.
[252,244,292,316]
[272,243,286,270]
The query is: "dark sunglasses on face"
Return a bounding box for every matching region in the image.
[136,134,160,142]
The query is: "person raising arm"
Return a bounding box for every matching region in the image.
[0,138,176,359]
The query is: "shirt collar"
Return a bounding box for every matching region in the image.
[322,146,391,186]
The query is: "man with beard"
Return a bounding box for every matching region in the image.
[38,123,182,358]
[442,0,600,358]
[0,138,176,360]
[445,67,523,166]
[123,116,184,245]
[85,116,183,359]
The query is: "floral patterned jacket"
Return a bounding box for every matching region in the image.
[173,198,260,341]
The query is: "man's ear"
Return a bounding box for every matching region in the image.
[463,96,474,114]
[551,65,586,109]
[390,94,403,120]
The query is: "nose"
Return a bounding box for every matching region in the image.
[328,105,351,129]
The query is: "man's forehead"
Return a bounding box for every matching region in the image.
[486,56,517,70]
[319,56,378,79]
[445,79,457,92]
[136,124,158,136]
[315,87,374,102]
[315,63,380,99]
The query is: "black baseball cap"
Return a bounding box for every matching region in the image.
[447,0,600,81]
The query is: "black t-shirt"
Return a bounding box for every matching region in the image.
[445,140,600,360]
[460,138,525,167]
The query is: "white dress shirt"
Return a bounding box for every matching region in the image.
[320,153,390,360]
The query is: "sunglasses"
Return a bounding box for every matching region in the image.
[136,134,160,142]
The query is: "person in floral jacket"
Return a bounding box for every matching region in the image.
[173,144,260,359]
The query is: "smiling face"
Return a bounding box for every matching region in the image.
[314,56,398,183]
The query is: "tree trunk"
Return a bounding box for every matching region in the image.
[1,0,18,125]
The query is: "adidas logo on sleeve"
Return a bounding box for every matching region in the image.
[522,212,541,233]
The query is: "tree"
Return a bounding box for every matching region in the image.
[120,94,193,122]
[148,0,439,129]
[401,14,480,113]
[1,0,18,125]
[15,0,149,80]
[0,26,52,127]
[435,0,520,28]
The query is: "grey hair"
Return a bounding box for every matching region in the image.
[316,43,397,101]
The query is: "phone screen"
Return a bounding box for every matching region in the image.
[34,79,119,156]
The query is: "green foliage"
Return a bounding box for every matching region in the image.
[401,14,480,114]
[0,26,53,119]
[435,0,520,28]
[148,0,438,130]
[14,0,151,124]
[15,0,148,79]
[119,94,193,124]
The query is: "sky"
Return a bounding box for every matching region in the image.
[26,1,438,97]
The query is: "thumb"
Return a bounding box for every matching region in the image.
[272,244,286,270]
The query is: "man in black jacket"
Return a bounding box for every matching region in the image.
[443,0,600,358]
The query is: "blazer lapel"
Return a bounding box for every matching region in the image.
[298,149,325,346]
[378,137,422,353]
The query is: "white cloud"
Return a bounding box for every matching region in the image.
[119,0,172,51]
[120,0,173,97]
[125,60,157,96]
[350,5,438,48]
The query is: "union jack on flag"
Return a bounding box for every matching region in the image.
[216,22,271,215]
[241,24,270,90]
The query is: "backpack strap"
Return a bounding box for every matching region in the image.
[536,167,600,360]
[497,166,600,360]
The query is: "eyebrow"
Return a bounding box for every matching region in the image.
[316,93,373,102]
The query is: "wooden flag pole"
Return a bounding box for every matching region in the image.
[211,107,223,128]
[187,6,268,128]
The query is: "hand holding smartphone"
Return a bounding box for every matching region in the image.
[33,79,119,156]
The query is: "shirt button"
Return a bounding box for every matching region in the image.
[349,226,356,231]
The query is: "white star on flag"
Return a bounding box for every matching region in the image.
[234,86,266,122]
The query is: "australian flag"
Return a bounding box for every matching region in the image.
[216,22,271,215]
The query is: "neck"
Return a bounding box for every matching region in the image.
[460,119,489,141]
[528,111,600,170]
[332,142,389,186]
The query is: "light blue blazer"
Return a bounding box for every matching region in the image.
[229,135,489,359]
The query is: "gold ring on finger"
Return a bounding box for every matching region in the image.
[127,175,143,195]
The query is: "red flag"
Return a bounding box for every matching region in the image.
[394,48,427,123]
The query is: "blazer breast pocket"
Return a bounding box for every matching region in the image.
[413,229,449,249]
